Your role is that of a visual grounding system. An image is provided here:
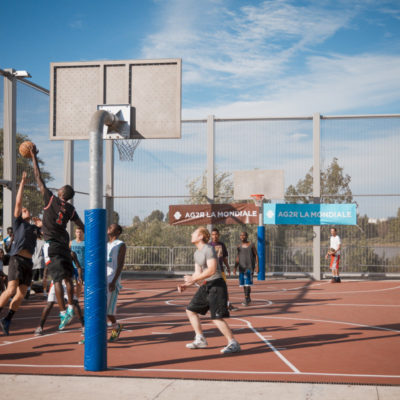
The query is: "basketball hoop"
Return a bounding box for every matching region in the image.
[250,194,265,207]
[114,139,141,161]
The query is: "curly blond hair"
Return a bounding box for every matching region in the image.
[197,226,210,243]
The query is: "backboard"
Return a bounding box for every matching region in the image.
[233,170,284,200]
[50,59,181,140]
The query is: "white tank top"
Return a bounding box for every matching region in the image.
[107,239,124,283]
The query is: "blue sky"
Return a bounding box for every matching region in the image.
[2,0,400,118]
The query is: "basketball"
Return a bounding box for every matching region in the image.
[19,141,35,158]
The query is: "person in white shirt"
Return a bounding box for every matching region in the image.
[106,224,126,342]
[326,227,341,283]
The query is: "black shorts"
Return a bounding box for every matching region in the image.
[7,255,33,286]
[187,278,230,320]
[47,241,74,283]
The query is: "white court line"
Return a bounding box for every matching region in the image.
[165,298,273,309]
[255,315,400,333]
[1,363,399,379]
[327,303,400,307]
[286,284,400,296]
[233,317,300,374]
[0,329,75,347]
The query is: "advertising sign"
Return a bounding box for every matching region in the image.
[169,204,259,226]
[263,204,357,225]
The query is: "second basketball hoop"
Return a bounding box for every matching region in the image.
[250,194,265,208]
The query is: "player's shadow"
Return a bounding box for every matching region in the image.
[348,323,400,332]
[114,348,244,371]
[263,330,400,351]
[0,348,72,361]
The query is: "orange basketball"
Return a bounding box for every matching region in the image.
[19,141,35,158]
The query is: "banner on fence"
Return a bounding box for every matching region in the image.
[263,203,357,225]
[169,203,259,225]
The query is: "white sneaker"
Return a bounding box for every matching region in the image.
[221,340,241,354]
[186,336,208,349]
[34,326,43,336]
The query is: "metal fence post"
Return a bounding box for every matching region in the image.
[207,115,215,233]
[64,140,74,238]
[2,69,17,234]
[313,113,321,280]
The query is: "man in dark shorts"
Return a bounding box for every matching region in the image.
[234,231,259,306]
[210,228,237,311]
[31,146,84,330]
[178,227,240,354]
[0,172,41,335]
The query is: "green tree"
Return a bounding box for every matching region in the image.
[186,171,233,204]
[285,157,353,204]
[0,129,53,224]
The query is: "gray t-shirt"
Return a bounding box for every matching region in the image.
[194,243,221,282]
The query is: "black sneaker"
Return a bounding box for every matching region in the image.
[0,318,10,336]
[335,277,341,283]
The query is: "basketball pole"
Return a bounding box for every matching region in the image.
[257,203,266,281]
[84,110,115,372]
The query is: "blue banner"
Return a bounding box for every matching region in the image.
[263,203,357,225]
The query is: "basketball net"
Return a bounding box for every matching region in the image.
[114,139,141,161]
[250,194,265,207]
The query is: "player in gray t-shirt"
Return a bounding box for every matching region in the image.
[177,227,240,354]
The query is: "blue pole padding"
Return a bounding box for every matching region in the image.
[257,225,266,281]
[84,208,107,371]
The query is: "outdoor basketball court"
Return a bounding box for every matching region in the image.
[1,278,399,386]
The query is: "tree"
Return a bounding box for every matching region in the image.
[285,157,353,204]
[186,171,233,204]
[0,129,53,224]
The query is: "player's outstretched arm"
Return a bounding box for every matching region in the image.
[30,146,46,195]
[14,171,27,217]
[31,146,46,194]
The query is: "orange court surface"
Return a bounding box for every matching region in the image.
[1,278,400,386]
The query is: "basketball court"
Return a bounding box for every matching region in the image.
[1,278,399,386]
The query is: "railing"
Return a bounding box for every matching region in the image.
[123,245,400,275]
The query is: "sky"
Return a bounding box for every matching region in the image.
[1,0,400,223]
[2,0,400,118]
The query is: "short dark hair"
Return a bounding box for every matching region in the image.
[109,223,123,236]
[211,228,219,234]
[61,185,75,201]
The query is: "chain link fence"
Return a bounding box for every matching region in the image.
[1,71,399,276]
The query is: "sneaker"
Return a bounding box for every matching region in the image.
[78,338,85,345]
[242,300,250,306]
[186,335,208,349]
[0,318,10,336]
[58,307,74,330]
[221,340,241,354]
[34,326,44,336]
[109,323,123,342]
[228,303,239,311]
[336,277,341,283]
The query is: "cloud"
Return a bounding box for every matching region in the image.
[138,0,400,118]
[141,0,353,88]
[69,15,85,30]
[182,53,400,118]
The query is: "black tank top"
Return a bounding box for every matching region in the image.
[237,244,255,272]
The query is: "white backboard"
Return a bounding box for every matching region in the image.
[233,170,285,200]
[50,59,181,140]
